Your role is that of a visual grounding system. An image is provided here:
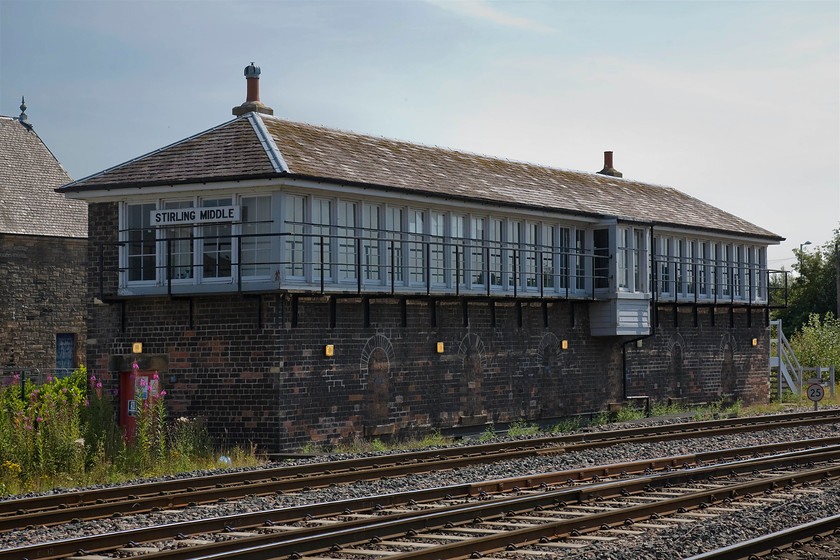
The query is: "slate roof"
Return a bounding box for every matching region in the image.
[1,116,87,238]
[59,113,781,241]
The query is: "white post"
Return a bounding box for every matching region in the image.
[831,365,836,398]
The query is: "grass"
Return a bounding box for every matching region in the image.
[302,430,455,455]
[8,365,835,496]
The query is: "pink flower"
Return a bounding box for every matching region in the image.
[26,425,32,430]
[153,372,159,380]
[46,376,53,383]
[160,390,167,397]
[96,381,102,388]
[37,416,43,422]
[140,378,147,387]
[13,374,19,380]
[84,399,89,406]
[132,362,139,372]
[61,388,67,393]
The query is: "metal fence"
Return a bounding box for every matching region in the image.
[0,368,76,400]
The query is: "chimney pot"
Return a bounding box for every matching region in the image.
[233,62,274,117]
[244,63,261,103]
[597,150,622,178]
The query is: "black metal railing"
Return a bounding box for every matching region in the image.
[651,255,788,308]
[100,229,788,307]
[102,230,610,301]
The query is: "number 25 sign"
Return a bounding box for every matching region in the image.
[807,383,825,402]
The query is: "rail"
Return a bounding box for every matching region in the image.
[6,440,840,560]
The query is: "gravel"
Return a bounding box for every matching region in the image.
[3,410,840,559]
[536,479,840,559]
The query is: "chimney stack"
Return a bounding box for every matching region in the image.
[597,151,622,178]
[232,63,274,117]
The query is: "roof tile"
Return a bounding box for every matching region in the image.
[59,113,780,240]
[0,116,86,238]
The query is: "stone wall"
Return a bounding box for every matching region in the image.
[0,234,87,370]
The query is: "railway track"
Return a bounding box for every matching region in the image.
[686,513,840,559]
[2,408,839,534]
[6,440,840,560]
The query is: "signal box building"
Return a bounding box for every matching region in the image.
[60,66,783,451]
[1,103,87,374]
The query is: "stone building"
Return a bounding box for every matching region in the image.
[59,66,784,451]
[0,100,87,374]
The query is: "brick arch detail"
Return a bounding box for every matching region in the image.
[360,333,395,389]
[536,332,561,363]
[719,332,737,354]
[457,332,487,369]
[668,332,686,353]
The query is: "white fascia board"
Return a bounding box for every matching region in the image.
[248,113,289,173]
[276,176,603,226]
[61,178,281,203]
[651,224,780,246]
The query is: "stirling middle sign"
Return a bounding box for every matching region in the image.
[151,206,241,226]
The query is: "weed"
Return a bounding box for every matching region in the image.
[478,424,497,442]
[613,407,646,423]
[507,420,539,437]
[649,401,686,417]
[416,430,449,448]
[300,441,327,455]
[0,366,263,495]
[590,410,612,426]
[550,417,582,433]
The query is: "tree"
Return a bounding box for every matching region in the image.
[789,313,840,369]
[772,226,839,335]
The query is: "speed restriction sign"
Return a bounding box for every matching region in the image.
[807,383,825,402]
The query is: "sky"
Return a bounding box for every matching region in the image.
[1,0,838,269]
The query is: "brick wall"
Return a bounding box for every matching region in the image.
[85,202,771,452]
[625,305,770,406]
[0,234,87,370]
